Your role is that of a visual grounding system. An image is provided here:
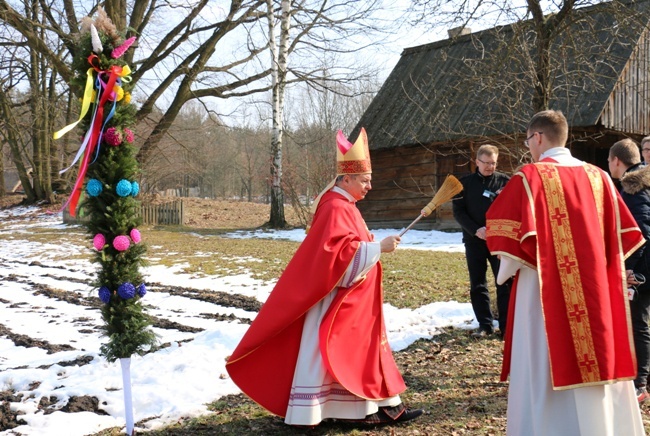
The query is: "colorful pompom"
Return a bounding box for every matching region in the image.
[104,127,123,146]
[86,179,103,197]
[98,286,111,304]
[130,228,141,244]
[111,36,137,59]
[116,179,132,197]
[131,181,140,196]
[93,233,106,251]
[123,92,132,104]
[123,128,134,143]
[117,282,136,299]
[113,235,130,251]
[137,283,147,297]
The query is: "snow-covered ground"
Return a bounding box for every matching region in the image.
[0,206,473,435]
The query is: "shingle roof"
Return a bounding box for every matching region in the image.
[354,0,650,150]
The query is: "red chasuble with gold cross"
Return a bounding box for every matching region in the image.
[226,190,406,417]
[486,159,644,389]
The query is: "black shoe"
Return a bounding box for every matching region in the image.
[396,408,423,422]
[359,405,423,425]
[471,327,493,338]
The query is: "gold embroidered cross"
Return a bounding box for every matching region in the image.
[579,355,597,373]
[558,255,577,274]
[539,165,556,178]
[551,208,568,226]
[568,304,587,322]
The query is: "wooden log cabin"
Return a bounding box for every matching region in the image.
[352,0,650,230]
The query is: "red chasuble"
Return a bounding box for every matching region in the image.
[226,190,406,417]
[486,160,644,389]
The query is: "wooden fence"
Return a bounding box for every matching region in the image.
[140,200,184,225]
[63,200,184,226]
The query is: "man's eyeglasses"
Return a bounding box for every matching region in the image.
[477,159,496,167]
[524,131,543,147]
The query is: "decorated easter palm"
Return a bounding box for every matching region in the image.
[54,9,156,435]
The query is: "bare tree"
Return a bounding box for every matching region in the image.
[0,0,70,203]
[397,0,649,165]
[261,0,391,227]
[281,73,381,223]
[266,0,290,227]
[0,86,31,199]
[408,0,648,111]
[0,0,274,203]
[2,0,395,212]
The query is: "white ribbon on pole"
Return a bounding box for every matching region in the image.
[120,357,134,435]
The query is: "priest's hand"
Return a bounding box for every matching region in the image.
[380,235,401,253]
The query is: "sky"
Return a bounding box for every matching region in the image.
[0,206,477,435]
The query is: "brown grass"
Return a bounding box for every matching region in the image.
[4,195,650,435]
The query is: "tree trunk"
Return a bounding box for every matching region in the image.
[532,30,552,112]
[20,0,54,203]
[104,0,127,33]
[267,0,291,228]
[0,143,4,197]
[0,90,36,202]
[29,27,53,203]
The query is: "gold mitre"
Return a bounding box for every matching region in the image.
[336,127,371,175]
[307,128,372,230]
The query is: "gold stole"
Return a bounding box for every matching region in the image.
[536,163,604,383]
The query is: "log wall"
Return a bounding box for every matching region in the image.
[601,28,650,135]
[358,134,620,230]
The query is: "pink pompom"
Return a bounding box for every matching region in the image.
[123,128,135,143]
[93,233,106,251]
[113,235,131,252]
[104,127,123,146]
[130,228,141,244]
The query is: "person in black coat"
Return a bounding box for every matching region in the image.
[452,144,511,338]
[609,138,650,404]
[641,136,650,165]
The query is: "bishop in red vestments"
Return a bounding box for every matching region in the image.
[485,110,645,435]
[226,128,422,427]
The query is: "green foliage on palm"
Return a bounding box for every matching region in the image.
[69,14,156,362]
[100,298,157,362]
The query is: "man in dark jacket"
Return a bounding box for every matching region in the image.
[453,144,511,338]
[641,136,650,165]
[609,138,650,404]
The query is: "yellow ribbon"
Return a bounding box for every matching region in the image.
[53,68,95,140]
[119,65,132,83]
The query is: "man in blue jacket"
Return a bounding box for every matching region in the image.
[453,144,511,338]
[609,138,650,404]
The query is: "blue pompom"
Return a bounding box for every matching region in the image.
[117,282,136,299]
[116,179,132,197]
[137,283,147,297]
[131,181,140,197]
[86,179,103,197]
[98,286,111,304]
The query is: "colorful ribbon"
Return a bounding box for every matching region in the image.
[52,68,95,140]
[59,57,124,217]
